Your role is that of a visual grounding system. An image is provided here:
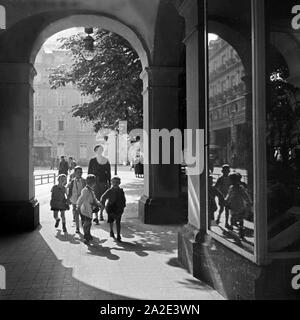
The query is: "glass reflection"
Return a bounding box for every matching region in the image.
[266,0,300,252]
[208,35,254,253]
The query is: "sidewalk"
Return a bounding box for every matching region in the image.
[0,168,223,300]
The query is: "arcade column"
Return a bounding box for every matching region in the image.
[177,0,208,274]
[0,63,39,233]
[139,66,188,225]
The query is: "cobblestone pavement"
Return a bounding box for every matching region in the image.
[0,168,223,300]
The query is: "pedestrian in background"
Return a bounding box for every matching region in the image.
[58,156,69,176]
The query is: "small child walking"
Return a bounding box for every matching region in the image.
[100,176,126,242]
[215,164,231,228]
[50,174,69,233]
[208,176,225,223]
[225,173,252,239]
[67,166,86,234]
[77,174,101,243]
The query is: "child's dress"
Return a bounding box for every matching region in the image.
[50,185,68,211]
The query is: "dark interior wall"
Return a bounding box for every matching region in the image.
[152,0,185,67]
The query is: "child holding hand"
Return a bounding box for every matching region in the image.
[77,174,101,243]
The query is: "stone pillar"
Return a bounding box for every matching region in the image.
[177,0,207,274]
[0,63,39,233]
[139,66,187,224]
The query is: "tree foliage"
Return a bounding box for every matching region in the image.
[49,29,143,132]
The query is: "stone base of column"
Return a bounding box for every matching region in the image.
[178,225,300,300]
[0,199,40,234]
[139,195,187,225]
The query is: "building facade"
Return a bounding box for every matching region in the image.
[208,37,247,169]
[33,49,97,167]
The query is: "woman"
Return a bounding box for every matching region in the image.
[88,145,111,224]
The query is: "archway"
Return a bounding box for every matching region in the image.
[32,25,146,223]
[30,15,149,70]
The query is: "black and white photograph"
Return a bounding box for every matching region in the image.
[0,0,300,305]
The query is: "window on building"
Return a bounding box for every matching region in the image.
[231,75,236,87]
[222,54,226,65]
[57,92,66,107]
[79,143,88,159]
[80,121,87,132]
[58,120,64,131]
[57,143,65,157]
[0,5,6,30]
[34,117,42,131]
[34,92,41,107]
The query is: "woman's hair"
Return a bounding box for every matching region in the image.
[86,174,96,186]
[94,145,104,153]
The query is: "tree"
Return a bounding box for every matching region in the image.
[49,29,143,132]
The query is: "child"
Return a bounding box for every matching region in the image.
[100,176,126,242]
[77,174,101,243]
[50,174,69,233]
[215,164,231,228]
[208,176,225,223]
[225,173,252,239]
[67,166,86,234]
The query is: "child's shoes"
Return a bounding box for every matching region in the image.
[62,223,67,233]
[55,218,60,228]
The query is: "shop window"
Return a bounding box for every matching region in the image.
[266,0,300,253]
[207,0,253,255]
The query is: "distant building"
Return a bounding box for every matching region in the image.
[208,37,248,168]
[33,48,98,167]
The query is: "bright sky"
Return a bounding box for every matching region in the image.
[43,28,218,52]
[43,27,83,52]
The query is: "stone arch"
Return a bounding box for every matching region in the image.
[209,20,251,77]
[271,33,300,87]
[0,5,5,30]
[30,14,149,69]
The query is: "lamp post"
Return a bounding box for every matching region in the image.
[229,102,238,167]
[81,27,97,61]
[115,128,119,176]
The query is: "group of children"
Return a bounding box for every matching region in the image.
[50,166,126,244]
[209,164,252,239]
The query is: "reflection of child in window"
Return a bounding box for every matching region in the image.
[225,173,252,239]
[208,176,225,223]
